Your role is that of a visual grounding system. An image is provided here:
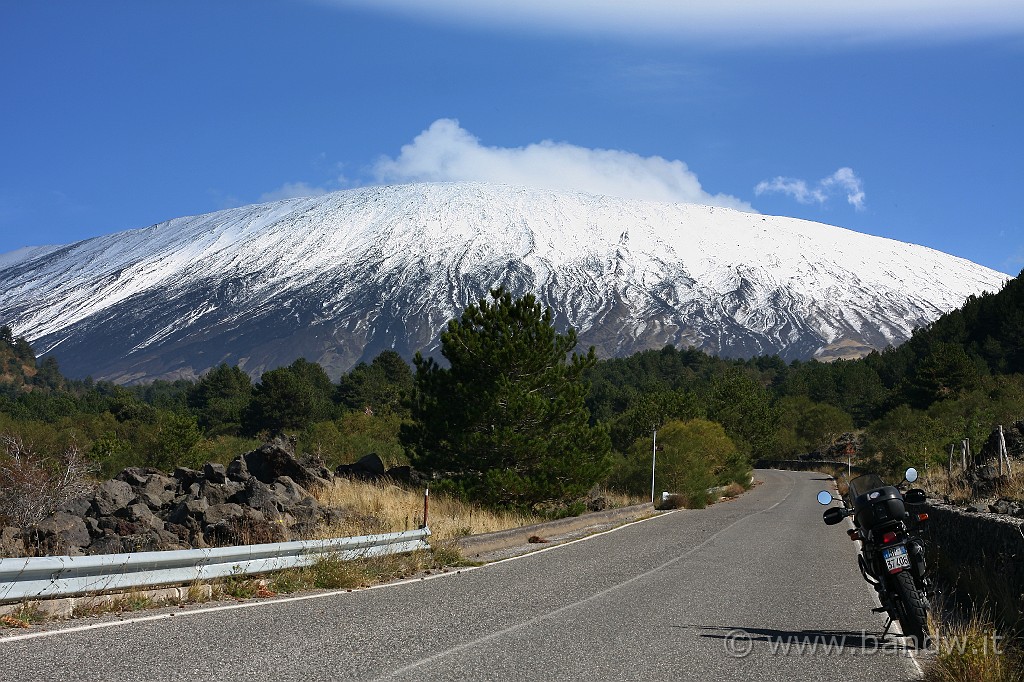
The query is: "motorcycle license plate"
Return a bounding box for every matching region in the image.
[883,544,910,573]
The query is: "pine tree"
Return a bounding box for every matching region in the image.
[242,359,334,435]
[403,288,612,509]
[336,350,413,416]
[187,363,253,433]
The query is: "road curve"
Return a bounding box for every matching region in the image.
[1,470,919,681]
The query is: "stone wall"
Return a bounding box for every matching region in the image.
[918,500,1024,628]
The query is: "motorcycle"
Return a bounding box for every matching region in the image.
[817,467,933,647]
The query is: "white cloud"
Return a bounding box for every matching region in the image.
[328,0,1024,44]
[374,119,752,210]
[820,168,866,210]
[755,167,866,211]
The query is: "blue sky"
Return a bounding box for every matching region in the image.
[1,1,1022,274]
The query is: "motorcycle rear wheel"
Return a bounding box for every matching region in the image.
[893,569,930,647]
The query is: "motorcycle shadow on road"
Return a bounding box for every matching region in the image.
[688,624,902,651]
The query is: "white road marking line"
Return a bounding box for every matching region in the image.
[371,481,797,681]
[0,510,677,645]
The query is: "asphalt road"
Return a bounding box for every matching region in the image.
[1,470,920,681]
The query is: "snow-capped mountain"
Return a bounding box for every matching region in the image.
[0,182,1009,383]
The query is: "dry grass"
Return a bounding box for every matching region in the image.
[918,465,1024,505]
[998,469,1024,501]
[721,482,746,499]
[313,478,542,541]
[74,593,154,617]
[595,488,648,509]
[213,550,444,599]
[0,604,42,629]
[924,611,1022,682]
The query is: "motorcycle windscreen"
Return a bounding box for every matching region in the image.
[848,474,886,498]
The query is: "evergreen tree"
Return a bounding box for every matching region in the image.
[404,288,612,509]
[187,363,253,433]
[703,369,777,459]
[243,359,334,434]
[607,389,703,453]
[33,356,63,391]
[12,337,35,363]
[336,350,413,416]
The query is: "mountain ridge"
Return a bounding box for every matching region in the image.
[0,182,1008,383]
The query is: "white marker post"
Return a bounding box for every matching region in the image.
[650,428,658,505]
[423,487,429,529]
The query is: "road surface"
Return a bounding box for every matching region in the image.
[1,469,920,681]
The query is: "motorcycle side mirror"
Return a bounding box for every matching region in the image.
[823,507,847,525]
[905,488,927,505]
[905,467,919,484]
[817,490,834,505]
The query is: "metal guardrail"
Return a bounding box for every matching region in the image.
[755,459,868,475]
[0,527,431,604]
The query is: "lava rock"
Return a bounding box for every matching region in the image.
[335,453,387,481]
[1,526,25,557]
[168,497,209,526]
[173,467,205,489]
[235,439,324,489]
[116,502,164,531]
[271,476,311,506]
[230,477,285,521]
[90,480,137,517]
[204,503,245,527]
[198,480,243,507]
[30,512,91,555]
[61,496,93,517]
[87,535,124,555]
[226,455,250,483]
[203,462,228,484]
[115,467,166,487]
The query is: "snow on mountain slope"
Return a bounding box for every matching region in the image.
[0,182,1009,382]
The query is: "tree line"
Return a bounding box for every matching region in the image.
[1,269,1022,512]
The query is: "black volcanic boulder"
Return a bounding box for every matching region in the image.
[231,439,328,489]
[298,453,334,483]
[61,496,93,517]
[115,502,164,532]
[203,462,228,484]
[172,467,205,490]
[271,476,312,506]
[335,453,387,481]
[1,526,25,557]
[90,480,137,517]
[204,503,245,527]
[136,474,178,510]
[230,477,285,521]
[29,512,91,556]
[197,479,244,506]
[168,497,209,527]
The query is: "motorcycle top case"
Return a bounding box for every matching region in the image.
[853,485,906,531]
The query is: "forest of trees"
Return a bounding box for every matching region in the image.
[1,271,1022,512]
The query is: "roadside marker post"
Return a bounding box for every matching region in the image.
[423,487,429,529]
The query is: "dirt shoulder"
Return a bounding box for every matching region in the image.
[455,503,660,563]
